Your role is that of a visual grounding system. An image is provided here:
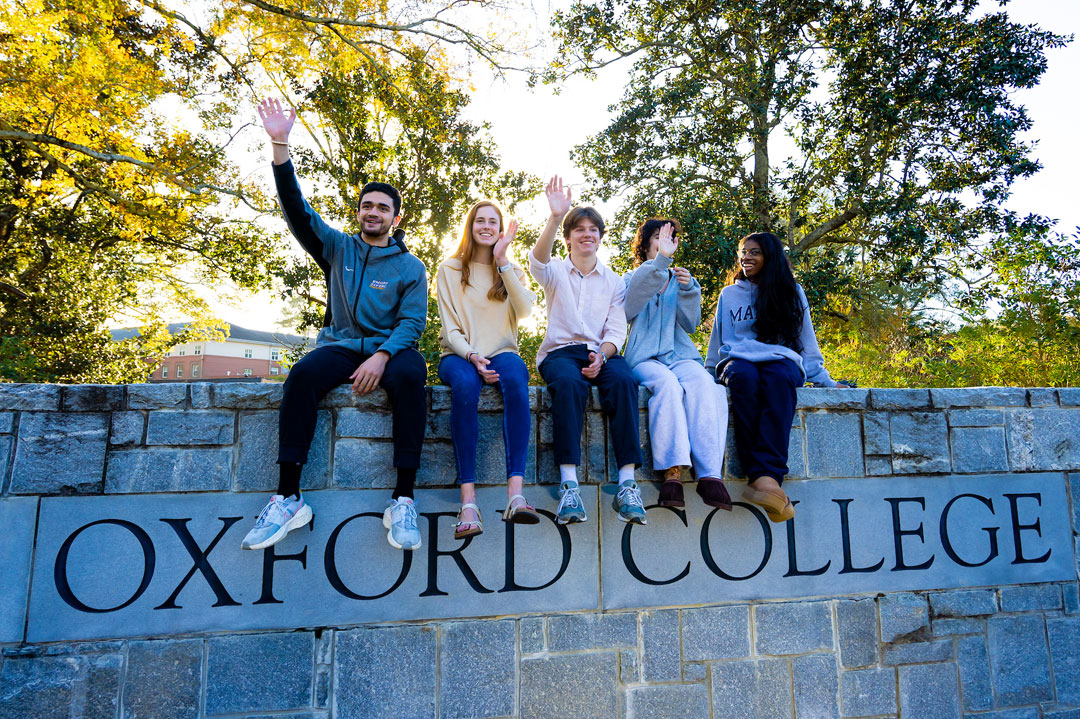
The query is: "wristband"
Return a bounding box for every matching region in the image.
[467,351,476,363]
[496,263,512,274]
[270,140,289,146]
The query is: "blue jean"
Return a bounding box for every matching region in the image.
[438,352,531,484]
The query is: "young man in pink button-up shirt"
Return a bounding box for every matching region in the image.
[529,176,645,526]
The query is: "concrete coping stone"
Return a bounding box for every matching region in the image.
[870,388,931,409]
[931,387,1028,408]
[0,384,62,411]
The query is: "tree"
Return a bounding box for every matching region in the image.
[548,0,1069,310]
[0,0,532,382]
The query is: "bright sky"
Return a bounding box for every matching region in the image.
[208,0,1080,334]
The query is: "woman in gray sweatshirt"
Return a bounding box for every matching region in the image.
[705,231,846,523]
[623,219,732,510]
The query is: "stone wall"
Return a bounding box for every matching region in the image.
[1,382,1080,718]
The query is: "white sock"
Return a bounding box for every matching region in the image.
[559,464,579,486]
[618,465,636,485]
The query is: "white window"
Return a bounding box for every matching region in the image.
[243,368,253,377]
[191,364,200,378]
[176,364,183,378]
[178,349,186,356]
[271,349,280,361]
[161,364,168,379]
[270,367,279,375]
[244,349,253,359]
[194,346,201,355]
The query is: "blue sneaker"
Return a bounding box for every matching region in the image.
[241,494,313,550]
[383,497,422,550]
[613,480,647,525]
[556,481,587,524]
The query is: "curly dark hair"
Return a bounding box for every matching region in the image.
[631,217,683,266]
[728,231,803,351]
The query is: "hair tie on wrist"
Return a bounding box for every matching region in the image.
[271,140,289,146]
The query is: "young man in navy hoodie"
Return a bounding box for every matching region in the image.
[241,98,429,552]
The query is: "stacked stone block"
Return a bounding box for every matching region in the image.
[6,586,1078,717]
[1,382,1079,717]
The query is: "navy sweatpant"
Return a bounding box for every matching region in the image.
[718,357,801,484]
[539,345,642,470]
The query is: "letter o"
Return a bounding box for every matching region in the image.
[54,519,156,613]
[700,503,772,581]
[324,513,412,600]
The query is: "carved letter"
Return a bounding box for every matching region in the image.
[833,499,884,574]
[939,494,999,568]
[622,505,690,586]
[55,519,155,613]
[419,512,493,597]
[324,513,411,600]
[783,502,831,577]
[155,517,243,610]
[500,509,572,592]
[255,521,311,605]
[885,498,934,571]
[1003,493,1052,565]
[701,503,772,581]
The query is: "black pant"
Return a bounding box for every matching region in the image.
[719,357,800,485]
[278,344,427,470]
[539,345,642,470]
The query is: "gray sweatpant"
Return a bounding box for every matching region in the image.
[632,359,729,477]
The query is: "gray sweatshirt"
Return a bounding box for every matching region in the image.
[705,279,836,387]
[273,160,427,358]
[622,254,705,368]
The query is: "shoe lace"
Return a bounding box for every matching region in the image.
[617,483,644,509]
[392,500,418,531]
[255,496,286,528]
[557,486,581,513]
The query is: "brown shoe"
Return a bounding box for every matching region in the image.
[658,479,685,507]
[696,477,733,511]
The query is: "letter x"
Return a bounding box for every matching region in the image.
[155,517,243,610]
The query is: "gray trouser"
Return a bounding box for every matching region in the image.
[632,359,728,477]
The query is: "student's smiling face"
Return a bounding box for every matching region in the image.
[567,220,601,258]
[738,238,764,279]
[471,205,501,248]
[356,191,399,238]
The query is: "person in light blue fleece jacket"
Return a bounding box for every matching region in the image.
[624,218,732,510]
[705,231,849,523]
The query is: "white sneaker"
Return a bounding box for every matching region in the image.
[382,497,422,550]
[241,494,313,550]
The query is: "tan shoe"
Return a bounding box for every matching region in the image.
[743,480,795,522]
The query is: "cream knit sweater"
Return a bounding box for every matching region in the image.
[436,258,536,359]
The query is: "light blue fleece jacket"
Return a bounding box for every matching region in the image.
[273,160,427,358]
[622,254,704,368]
[704,279,836,386]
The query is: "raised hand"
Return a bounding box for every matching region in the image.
[545,175,573,218]
[656,222,678,258]
[494,219,518,266]
[257,98,296,142]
